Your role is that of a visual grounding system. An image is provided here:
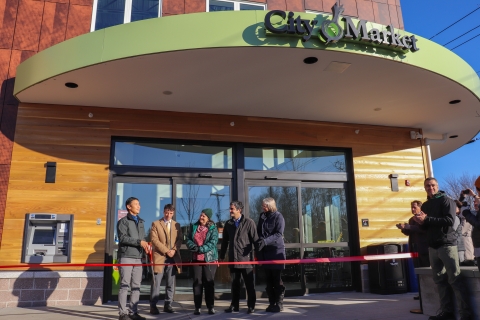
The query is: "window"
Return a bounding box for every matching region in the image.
[91,0,161,31]
[113,141,233,169]
[244,147,346,172]
[207,0,266,12]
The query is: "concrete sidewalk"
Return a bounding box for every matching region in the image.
[0,292,430,320]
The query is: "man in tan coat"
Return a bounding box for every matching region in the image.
[149,204,182,315]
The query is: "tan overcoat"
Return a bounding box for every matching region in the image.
[150,219,182,273]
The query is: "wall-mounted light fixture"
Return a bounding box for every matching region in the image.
[45,162,57,183]
[390,174,399,192]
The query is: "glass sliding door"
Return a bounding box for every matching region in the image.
[246,181,302,291]
[173,179,232,295]
[301,183,352,291]
[110,179,173,297]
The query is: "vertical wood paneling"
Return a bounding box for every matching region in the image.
[162,0,184,15]
[286,0,304,12]
[372,1,391,26]
[266,0,287,11]
[12,0,44,51]
[185,0,205,14]
[340,0,357,17]
[65,4,92,40]
[305,0,323,12]
[0,0,19,49]
[356,0,375,22]
[388,4,400,28]
[39,2,68,52]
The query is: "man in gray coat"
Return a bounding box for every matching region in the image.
[117,197,150,320]
[220,200,258,314]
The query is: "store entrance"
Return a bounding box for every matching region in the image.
[246,180,352,294]
[106,176,233,301]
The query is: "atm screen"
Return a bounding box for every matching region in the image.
[32,229,55,245]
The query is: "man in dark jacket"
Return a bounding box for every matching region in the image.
[117,197,150,320]
[461,178,480,272]
[219,200,258,314]
[413,178,471,320]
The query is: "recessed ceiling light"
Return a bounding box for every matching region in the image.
[324,61,351,73]
[303,57,318,64]
[449,135,458,138]
[374,108,382,111]
[65,82,78,88]
[449,99,461,104]
[163,91,173,95]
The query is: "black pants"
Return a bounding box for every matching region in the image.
[230,268,256,308]
[192,262,217,309]
[264,269,283,296]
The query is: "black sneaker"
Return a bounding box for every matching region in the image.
[247,307,255,314]
[208,308,216,314]
[129,313,146,320]
[265,305,275,312]
[428,311,455,320]
[119,315,130,320]
[194,308,201,315]
[224,306,239,313]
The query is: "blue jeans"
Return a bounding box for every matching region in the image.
[429,246,471,317]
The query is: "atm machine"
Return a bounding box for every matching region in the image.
[21,213,74,263]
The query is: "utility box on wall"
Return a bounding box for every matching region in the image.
[367,243,407,294]
[21,213,74,263]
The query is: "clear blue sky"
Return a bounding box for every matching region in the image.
[401,0,480,185]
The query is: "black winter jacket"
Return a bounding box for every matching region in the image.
[117,213,146,259]
[420,191,457,249]
[220,215,258,269]
[462,210,480,248]
[257,211,286,270]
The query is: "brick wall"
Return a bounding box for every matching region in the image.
[0,0,93,246]
[0,271,103,307]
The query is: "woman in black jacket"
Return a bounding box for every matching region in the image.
[186,208,219,315]
[255,197,286,313]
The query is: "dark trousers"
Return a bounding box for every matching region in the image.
[264,269,283,295]
[193,262,217,309]
[230,268,256,309]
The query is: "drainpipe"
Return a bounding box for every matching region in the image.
[423,134,448,178]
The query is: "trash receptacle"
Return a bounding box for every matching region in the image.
[367,243,408,294]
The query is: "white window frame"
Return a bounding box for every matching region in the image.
[91,0,163,32]
[206,0,266,12]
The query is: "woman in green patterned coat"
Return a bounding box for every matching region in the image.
[186,208,219,316]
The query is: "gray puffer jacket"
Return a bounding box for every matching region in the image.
[462,209,480,248]
[220,215,258,269]
[117,213,146,259]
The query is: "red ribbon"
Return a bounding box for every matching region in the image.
[0,252,417,268]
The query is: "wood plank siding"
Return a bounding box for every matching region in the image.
[0,103,427,268]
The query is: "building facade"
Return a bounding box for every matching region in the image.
[0,0,479,307]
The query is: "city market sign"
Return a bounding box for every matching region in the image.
[264,3,419,53]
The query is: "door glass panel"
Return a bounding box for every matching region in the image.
[112,182,172,296]
[245,147,346,172]
[248,185,299,243]
[301,186,348,243]
[303,247,352,290]
[175,182,231,294]
[114,142,233,169]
